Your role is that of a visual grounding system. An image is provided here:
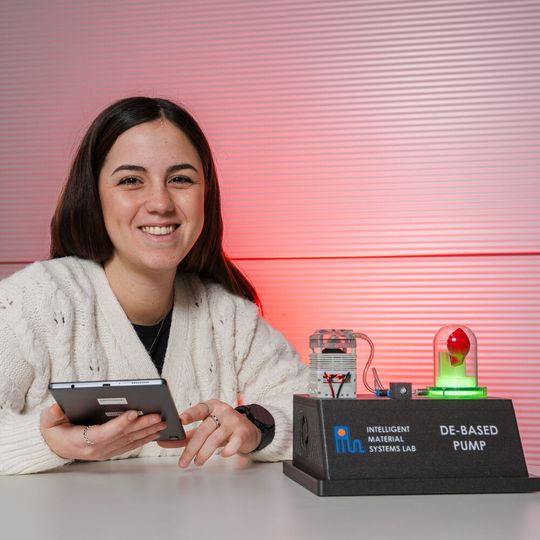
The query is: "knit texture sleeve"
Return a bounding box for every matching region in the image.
[0,287,72,475]
[233,300,309,463]
[0,405,72,475]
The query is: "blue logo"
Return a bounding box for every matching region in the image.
[334,425,366,455]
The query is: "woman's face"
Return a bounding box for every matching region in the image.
[98,118,205,276]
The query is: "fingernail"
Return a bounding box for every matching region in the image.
[128,411,138,421]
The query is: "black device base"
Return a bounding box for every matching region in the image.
[283,460,540,496]
[287,395,538,496]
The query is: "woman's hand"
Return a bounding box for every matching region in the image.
[157,399,262,468]
[40,403,167,461]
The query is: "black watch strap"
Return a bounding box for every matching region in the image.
[235,404,275,452]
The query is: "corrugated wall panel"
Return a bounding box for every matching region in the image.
[0,264,26,281]
[1,0,539,465]
[1,0,539,260]
[238,255,540,465]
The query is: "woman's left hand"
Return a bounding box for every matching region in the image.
[157,399,262,467]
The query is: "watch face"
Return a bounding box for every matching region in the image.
[248,404,275,429]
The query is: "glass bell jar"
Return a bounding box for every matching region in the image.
[426,325,487,399]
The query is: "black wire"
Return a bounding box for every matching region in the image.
[373,367,384,390]
[336,372,351,398]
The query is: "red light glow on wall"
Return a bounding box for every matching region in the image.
[1,0,539,465]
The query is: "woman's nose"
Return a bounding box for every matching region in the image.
[145,185,174,213]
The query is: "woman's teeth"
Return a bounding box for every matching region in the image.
[141,225,178,236]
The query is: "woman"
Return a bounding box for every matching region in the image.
[0,97,308,475]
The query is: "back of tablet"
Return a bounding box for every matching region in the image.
[48,378,185,441]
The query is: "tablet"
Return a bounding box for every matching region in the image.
[48,378,185,442]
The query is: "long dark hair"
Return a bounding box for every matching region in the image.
[50,96,260,307]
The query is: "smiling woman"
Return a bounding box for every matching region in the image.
[98,119,205,325]
[50,97,257,307]
[0,97,308,475]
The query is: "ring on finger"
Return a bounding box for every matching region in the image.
[208,414,221,429]
[82,425,95,445]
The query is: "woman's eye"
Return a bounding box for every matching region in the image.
[119,176,141,185]
[169,176,194,185]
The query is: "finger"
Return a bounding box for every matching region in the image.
[106,431,163,460]
[128,420,167,442]
[157,429,194,448]
[179,418,220,468]
[123,413,164,436]
[156,439,188,448]
[88,410,152,445]
[104,420,167,455]
[51,403,68,421]
[40,403,69,429]
[194,428,229,466]
[220,435,244,458]
[180,401,212,425]
[87,410,138,444]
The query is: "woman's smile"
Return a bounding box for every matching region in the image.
[138,223,181,242]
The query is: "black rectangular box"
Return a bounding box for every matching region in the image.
[284,395,540,495]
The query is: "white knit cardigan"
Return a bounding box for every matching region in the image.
[0,257,308,475]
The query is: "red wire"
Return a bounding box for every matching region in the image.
[323,372,336,398]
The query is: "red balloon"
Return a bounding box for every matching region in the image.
[447,328,470,366]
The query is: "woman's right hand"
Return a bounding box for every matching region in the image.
[40,403,167,461]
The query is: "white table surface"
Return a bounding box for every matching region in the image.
[1,457,539,540]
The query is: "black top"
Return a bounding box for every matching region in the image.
[132,308,173,375]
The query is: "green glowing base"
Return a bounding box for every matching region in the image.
[426,386,488,399]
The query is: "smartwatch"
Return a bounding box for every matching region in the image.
[235,404,275,452]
